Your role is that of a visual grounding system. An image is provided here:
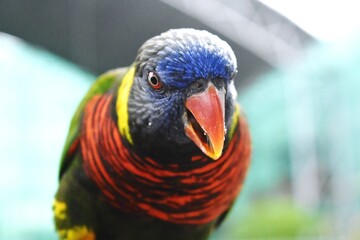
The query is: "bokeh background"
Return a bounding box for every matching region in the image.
[1,0,359,239]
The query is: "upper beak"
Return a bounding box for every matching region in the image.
[184,83,226,160]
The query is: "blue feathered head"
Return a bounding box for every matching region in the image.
[127,28,238,160]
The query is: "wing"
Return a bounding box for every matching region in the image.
[58,67,129,179]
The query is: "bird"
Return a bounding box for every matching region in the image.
[53,28,251,240]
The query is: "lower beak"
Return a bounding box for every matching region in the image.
[184,83,225,160]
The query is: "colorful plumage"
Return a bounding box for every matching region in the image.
[54,28,251,240]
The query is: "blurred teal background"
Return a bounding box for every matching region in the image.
[1,0,360,239]
[0,34,93,239]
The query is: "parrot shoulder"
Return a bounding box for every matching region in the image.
[58,67,129,179]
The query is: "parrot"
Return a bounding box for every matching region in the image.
[53,28,251,240]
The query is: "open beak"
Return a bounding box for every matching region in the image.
[184,83,226,160]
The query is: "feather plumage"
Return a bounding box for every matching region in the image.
[54,28,251,240]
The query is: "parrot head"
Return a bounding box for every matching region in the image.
[119,28,238,161]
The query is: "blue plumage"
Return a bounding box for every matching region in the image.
[136,29,237,90]
[156,43,235,89]
[130,28,238,148]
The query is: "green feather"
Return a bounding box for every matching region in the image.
[58,67,128,179]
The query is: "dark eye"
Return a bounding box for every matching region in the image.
[147,72,162,90]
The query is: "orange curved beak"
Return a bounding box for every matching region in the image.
[184,83,226,160]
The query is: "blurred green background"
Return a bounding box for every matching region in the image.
[1,0,360,239]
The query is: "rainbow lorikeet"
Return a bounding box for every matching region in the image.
[53,28,251,240]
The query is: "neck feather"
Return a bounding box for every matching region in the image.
[80,93,250,225]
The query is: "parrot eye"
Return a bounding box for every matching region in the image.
[147,72,162,90]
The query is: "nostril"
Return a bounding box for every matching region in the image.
[196,82,204,89]
[213,78,225,89]
[190,79,208,93]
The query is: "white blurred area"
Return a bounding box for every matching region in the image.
[259,0,360,42]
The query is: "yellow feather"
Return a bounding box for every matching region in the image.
[66,226,95,240]
[229,104,240,138]
[53,199,67,220]
[116,65,136,144]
